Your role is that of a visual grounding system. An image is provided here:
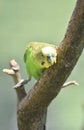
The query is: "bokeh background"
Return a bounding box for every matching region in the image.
[0,0,84,130]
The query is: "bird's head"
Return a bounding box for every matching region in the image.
[40,46,57,68]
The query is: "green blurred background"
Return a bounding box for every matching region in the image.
[0,0,84,130]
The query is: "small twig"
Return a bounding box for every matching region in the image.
[3,59,21,83]
[62,80,79,88]
[3,69,15,75]
[3,59,26,102]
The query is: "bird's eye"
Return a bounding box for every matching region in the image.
[47,54,54,59]
[47,55,51,59]
[41,61,45,65]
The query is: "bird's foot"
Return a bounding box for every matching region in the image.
[13,78,31,88]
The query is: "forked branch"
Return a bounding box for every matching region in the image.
[3,0,84,130]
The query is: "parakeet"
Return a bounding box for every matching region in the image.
[14,42,57,88]
[24,42,57,80]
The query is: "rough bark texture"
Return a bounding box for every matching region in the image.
[3,0,84,130]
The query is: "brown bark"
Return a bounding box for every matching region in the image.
[3,0,84,130]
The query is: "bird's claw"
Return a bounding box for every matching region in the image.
[13,79,30,88]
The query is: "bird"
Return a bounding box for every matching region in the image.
[14,42,57,88]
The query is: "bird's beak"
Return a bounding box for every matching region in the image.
[47,54,56,65]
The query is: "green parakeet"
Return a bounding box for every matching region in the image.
[24,42,57,80]
[14,42,57,88]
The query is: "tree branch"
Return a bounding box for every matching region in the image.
[62,80,79,88]
[3,59,26,103]
[3,0,84,130]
